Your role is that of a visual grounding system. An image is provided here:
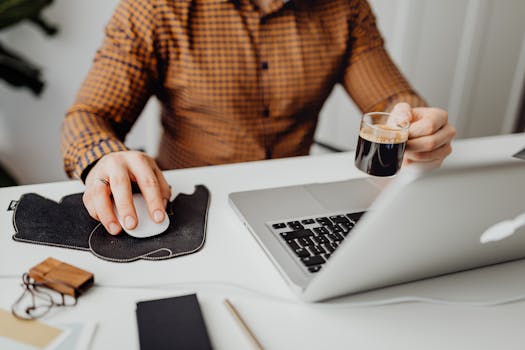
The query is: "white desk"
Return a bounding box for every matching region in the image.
[1,134,525,349]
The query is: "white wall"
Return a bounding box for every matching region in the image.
[0,0,119,184]
[1,0,524,184]
[315,0,525,152]
[0,0,157,184]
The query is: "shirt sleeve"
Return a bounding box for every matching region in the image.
[61,0,159,180]
[342,0,427,113]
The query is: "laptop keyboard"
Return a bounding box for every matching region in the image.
[266,211,366,274]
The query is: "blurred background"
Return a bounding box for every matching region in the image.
[0,0,524,185]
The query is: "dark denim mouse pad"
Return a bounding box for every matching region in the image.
[11,185,210,263]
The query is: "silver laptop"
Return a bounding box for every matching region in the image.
[229,135,525,302]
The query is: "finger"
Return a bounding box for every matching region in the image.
[84,176,117,222]
[82,189,99,221]
[83,172,108,221]
[109,167,137,231]
[153,165,171,207]
[389,102,412,126]
[91,179,122,235]
[406,124,456,153]
[82,176,107,220]
[409,108,448,139]
[128,154,166,223]
[390,102,412,119]
[406,143,452,163]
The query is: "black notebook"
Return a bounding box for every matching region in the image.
[136,294,213,350]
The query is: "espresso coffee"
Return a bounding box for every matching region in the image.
[354,125,408,177]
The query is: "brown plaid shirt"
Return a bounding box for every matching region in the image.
[61,0,425,179]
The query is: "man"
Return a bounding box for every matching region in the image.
[61,0,456,235]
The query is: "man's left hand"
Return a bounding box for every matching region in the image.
[391,102,457,165]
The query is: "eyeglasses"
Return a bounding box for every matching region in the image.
[11,273,77,320]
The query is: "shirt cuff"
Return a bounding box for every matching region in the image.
[72,138,128,182]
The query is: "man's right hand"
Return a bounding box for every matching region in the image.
[83,151,172,235]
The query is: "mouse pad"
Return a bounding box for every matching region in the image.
[10,185,210,263]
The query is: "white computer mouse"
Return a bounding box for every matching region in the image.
[114,193,170,238]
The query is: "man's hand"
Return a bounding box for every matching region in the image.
[83,151,172,235]
[391,103,456,165]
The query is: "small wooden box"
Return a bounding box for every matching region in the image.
[28,257,94,297]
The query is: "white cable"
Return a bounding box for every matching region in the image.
[318,295,525,308]
[95,280,297,305]
[3,274,525,308]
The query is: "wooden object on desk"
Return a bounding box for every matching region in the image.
[28,257,94,297]
[224,299,265,350]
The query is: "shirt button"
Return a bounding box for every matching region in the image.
[261,62,269,70]
[262,107,270,118]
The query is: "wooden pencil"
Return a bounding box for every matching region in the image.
[224,299,265,350]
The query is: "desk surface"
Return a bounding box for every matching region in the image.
[1,133,525,349]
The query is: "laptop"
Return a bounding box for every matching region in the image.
[229,134,525,302]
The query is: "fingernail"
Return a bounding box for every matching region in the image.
[154,210,164,222]
[109,222,120,235]
[125,216,136,229]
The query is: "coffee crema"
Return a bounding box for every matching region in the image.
[358,124,409,144]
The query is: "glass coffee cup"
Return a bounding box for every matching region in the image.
[354,112,410,177]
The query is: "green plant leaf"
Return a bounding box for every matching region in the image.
[0,41,43,95]
[29,14,57,35]
[0,0,57,35]
[0,162,18,187]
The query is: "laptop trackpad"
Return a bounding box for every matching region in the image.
[304,178,385,213]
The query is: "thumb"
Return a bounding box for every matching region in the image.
[387,102,412,129]
[390,102,413,123]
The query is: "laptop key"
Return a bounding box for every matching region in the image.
[322,243,335,253]
[272,223,286,229]
[301,219,315,225]
[340,222,354,233]
[316,245,328,254]
[312,235,329,245]
[298,237,314,247]
[301,255,325,267]
[280,229,313,240]
[313,227,329,235]
[330,215,351,225]
[327,233,344,242]
[286,239,300,251]
[316,217,332,226]
[346,212,366,223]
[321,233,333,242]
[308,245,324,255]
[308,265,322,273]
[294,248,310,258]
[287,221,304,230]
[326,225,343,234]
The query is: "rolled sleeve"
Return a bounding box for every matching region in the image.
[342,0,426,113]
[61,0,159,179]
